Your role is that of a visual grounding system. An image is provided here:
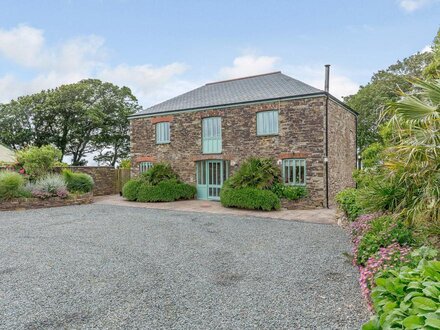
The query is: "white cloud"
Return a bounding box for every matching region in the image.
[284,65,359,100]
[397,0,436,12]
[219,54,280,79]
[421,44,433,53]
[0,24,190,106]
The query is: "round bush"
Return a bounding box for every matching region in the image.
[220,187,281,211]
[0,171,24,200]
[62,170,94,193]
[122,180,141,201]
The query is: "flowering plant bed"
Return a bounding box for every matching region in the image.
[0,192,93,211]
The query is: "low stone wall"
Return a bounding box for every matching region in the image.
[55,166,117,196]
[0,193,93,211]
[281,196,324,210]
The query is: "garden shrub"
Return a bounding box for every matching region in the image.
[122,179,141,201]
[220,187,281,211]
[227,157,280,189]
[335,188,364,221]
[363,249,440,330]
[139,163,178,185]
[271,182,308,200]
[0,171,24,200]
[16,145,61,180]
[136,179,196,202]
[356,215,414,266]
[62,170,94,193]
[28,174,68,199]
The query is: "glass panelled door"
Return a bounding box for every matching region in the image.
[196,160,229,200]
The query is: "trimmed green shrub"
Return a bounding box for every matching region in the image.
[271,183,308,200]
[356,215,414,266]
[62,170,94,193]
[0,171,24,200]
[227,157,280,189]
[136,179,196,202]
[220,187,281,211]
[139,163,178,185]
[122,179,141,201]
[335,188,363,221]
[16,145,62,180]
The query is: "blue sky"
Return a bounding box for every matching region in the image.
[0,0,439,106]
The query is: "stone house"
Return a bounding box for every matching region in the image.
[129,71,357,208]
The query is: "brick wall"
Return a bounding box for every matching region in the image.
[0,193,93,211]
[327,99,357,207]
[130,97,327,207]
[59,166,117,196]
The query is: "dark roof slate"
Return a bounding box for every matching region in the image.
[133,71,323,116]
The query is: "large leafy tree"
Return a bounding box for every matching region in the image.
[424,29,440,79]
[344,51,433,152]
[0,79,139,165]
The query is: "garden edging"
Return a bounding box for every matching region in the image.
[0,192,93,211]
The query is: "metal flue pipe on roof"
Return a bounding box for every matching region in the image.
[324,64,330,92]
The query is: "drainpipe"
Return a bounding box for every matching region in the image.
[324,64,330,209]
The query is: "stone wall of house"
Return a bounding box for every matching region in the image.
[130,97,327,208]
[0,193,93,211]
[57,166,117,196]
[327,99,357,207]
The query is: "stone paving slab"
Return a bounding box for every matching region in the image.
[94,195,336,224]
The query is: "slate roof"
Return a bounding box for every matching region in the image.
[132,71,324,117]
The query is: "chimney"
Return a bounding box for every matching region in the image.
[324,64,330,93]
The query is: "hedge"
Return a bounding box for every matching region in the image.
[220,187,281,211]
[123,179,196,202]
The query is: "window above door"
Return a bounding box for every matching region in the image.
[202,117,222,154]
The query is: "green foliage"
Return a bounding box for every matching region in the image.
[27,174,69,199]
[122,179,141,201]
[0,171,24,200]
[227,157,280,189]
[16,145,61,180]
[361,143,385,169]
[344,51,433,152]
[363,250,440,330]
[423,28,440,79]
[136,179,196,202]
[357,174,406,213]
[62,170,94,193]
[271,182,308,200]
[119,159,131,169]
[335,188,364,221]
[0,79,139,165]
[139,163,178,186]
[220,186,281,211]
[357,216,414,265]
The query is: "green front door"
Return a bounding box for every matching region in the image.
[196,160,229,200]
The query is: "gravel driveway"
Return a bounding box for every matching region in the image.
[0,204,368,329]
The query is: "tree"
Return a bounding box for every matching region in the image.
[344,51,433,152]
[424,28,440,79]
[0,79,139,165]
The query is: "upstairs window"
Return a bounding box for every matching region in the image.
[156,122,170,144]
[257,110,279,136]
[202,117,222,154]
[139,161,153,173]
[282,159,306,185]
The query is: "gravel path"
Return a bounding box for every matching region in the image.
[0,204,368,329]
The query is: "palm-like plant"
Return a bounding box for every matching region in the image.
[384,79,440,223]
